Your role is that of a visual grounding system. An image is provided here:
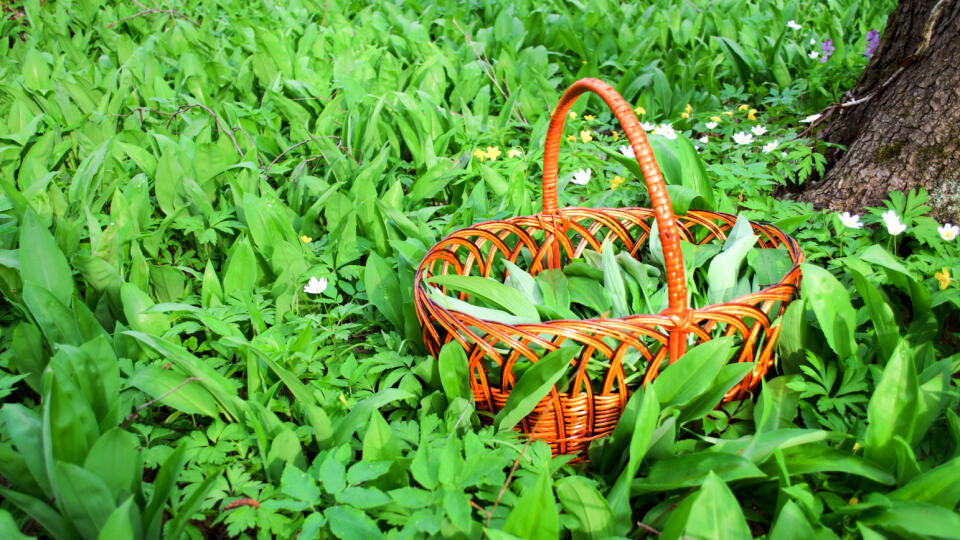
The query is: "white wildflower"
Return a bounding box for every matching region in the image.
[809,50,819,60]
[304,276,328,295]
[800,113,822,123]
[641,121,656,131]
[787,20,802,30]
[571,168,592,185]
[652,123,677,140]
[620,145,635,158]
[732,131,754,145]
[881,209,906,235]
[705,121,718,129]
[699,136,709,144]
[838,211,864,229]
[762,139,779,153]
[751,125,767,136]
[938,222,959,241]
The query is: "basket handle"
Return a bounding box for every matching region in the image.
[541,78,688,322]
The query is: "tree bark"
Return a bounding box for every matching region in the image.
[798,0,960,223]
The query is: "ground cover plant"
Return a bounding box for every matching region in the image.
[1,0,958,538]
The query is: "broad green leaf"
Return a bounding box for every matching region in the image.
[889,456,960,508]
[83,428,141,503]
[712,428,831,464]
[2,404,50,496]
[674,135,716,209]
[22,49,52,92]
[0,508,34,540]
[120,283,170,335]
[438,342,471,403]
[860,501,960,538]
[281,462,321,504]
[762,444,894,485]
[494,346,578,432]
[429,289,537,325]
[678,362,755,424]
[53,462,117,539]
[332,388,414,446]
[503,464,558,540]
[324,506,385,540]
[754,376,801,433]
[748,247,794,288]
[800,263,857,359]
[769,500,818,540]
[96,497,138,540]
[601,240,629,318]
[535,269,571,315]
[143,443,186,539]
[428,274,540,321]
[129,367,219,418]
[633,452,766,494]
[20,210,73,307]
[503,259,543,305]
[366,253,404,329]
[652,337,736,408]
[847,267,898,362]
[608,387,659,530]
[555,476,615,540]
[222,238,259,295]
[864,341,918,470]
[0,486,73,540]
[707,215,757,304]
[683,472,752,540]
[567,276,612,315]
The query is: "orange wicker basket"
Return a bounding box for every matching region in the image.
[414,78,803,456]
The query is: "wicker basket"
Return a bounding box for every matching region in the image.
[414,78,803,456]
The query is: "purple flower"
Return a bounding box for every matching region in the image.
[865,29,880,58]
[820,39,834,63]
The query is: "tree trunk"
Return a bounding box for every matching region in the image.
[798,0,960,223]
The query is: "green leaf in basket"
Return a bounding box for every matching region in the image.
[535,269,571,314]
[428,274,540,322]
[616,252,660,315]
[502,259,543,305]
[665,184,707,216]
[568,277,612,316]
[707,214,757,304]
[494,346,579,432]
[428,289,538,325]
[601,240,629,318]
[747,247,794,288]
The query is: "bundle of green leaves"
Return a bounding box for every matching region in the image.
[428,214,794,324]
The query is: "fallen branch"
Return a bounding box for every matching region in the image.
[122,377,202,427]
[452,18,528,126]
[108,0,200,29]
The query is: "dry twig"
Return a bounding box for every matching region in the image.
[108,0,200,29]
[122,377,202,427]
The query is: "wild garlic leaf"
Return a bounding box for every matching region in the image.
[428,274,540,322]
[602,240,630,318]
[428,289,539,325]
[707,215,758,304]
[502,259,543,305]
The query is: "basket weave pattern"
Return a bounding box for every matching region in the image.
[414,79,803,456]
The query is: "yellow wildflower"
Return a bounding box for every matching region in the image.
[580,130,593,143]
[710,116,722,122]
[507,148,522,158]
[300,235,312,244]
[849,496,860,506]
[935,267,951,290]
[566,135,576,142]
[723,110,734,117]
[611,130,620,141]
[684,104,693,114]
[680,112,690,119]
[634,106,646,115]
[738,104,749,111]
[584,114,595,121]
[582,59,588,64]
[473,148,486,161]
[748,108,758,121]
[610,175,626,190]
[569,111,577,119]
[485,146,501,161]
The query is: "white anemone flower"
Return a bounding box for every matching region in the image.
[304,276,328,295]
[652,123,677,140]
[838,211,864,229]
[787,20,802,30]
[699,136,709,144]
[705,121,718,129]
[808,51,819,60]
[881,209,907,235]
[620,145,635,158]
[732,131,754,145]
[641,121,656,131]
[938,222,959,241]
[571,168,592,185]
[751,125,767,136]
[800,113,822,123]
[761,139,779,153]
